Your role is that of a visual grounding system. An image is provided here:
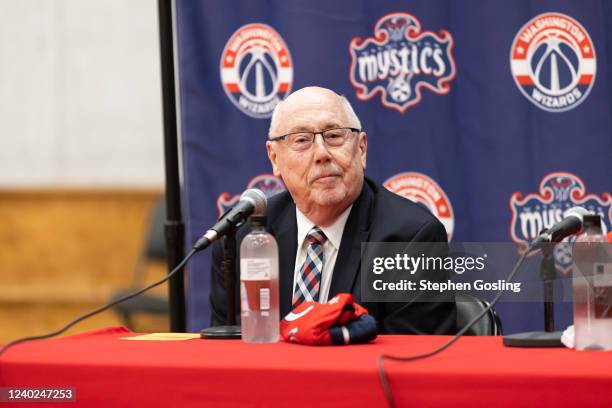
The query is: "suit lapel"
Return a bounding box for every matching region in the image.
[270,202,298,318]
[329,180,373,297]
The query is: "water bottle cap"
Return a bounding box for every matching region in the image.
[249,215,267,228]
[582,214,601,228]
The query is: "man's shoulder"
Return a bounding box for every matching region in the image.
[266,190,294,216]
[368,178,437,222]
[366,178,447,239]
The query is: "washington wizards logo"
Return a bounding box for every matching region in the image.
[510,172,611,272]
[220,24,293,119]
[217,174,286,217]
[510,13,596,112]
[349,12,455,113]
[384,172,454,241]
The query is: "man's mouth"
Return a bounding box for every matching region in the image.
[312,174,340,183]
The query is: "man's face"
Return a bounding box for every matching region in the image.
[266,89,367,219]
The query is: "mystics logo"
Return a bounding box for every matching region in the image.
[217,174,285,218]
[349,12,455,113]
[384,172,454,240]
[220,24,293,118]
[510,172,611,272]
[510,13,596,112]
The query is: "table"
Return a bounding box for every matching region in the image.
[1,326,611,407]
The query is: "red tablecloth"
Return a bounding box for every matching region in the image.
[1,326,611,407]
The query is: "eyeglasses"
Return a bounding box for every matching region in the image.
[268,127,361,152]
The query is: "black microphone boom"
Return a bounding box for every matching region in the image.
[193,188,267,251]
[532,206,591,247]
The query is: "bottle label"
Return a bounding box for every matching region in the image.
[260,288,270,311]
[240,282,248,315]
[594,263,612,287]
[241,258,271,280]
[594,263,612,319]
[241,281,271,312]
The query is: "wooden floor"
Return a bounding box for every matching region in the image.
[0,189,170,344]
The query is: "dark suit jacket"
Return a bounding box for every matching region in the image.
[210,177,457,334]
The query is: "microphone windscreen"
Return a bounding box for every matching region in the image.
[240,188,267,214]
[563,206,590,220]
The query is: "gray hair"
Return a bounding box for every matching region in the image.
[268,94,362,137]
[340,96,362,130]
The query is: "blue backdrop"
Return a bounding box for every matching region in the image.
[175,0,612,333]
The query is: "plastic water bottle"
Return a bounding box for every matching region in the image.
[239,215,279,343]
[572,214,612,350]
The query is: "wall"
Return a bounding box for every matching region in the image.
[0,0,169,342]
[0,0,164,187]
[0,189,167,342]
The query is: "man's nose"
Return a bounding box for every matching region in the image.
[312,133,332,163]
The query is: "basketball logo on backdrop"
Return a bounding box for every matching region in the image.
[349,12,455,113]
[384,172,454,240]
[217,174,285,217]
[510,13,596,112]
[220,24,293,119]
[510,172,611,273]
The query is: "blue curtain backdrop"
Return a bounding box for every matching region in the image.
[175,0,612,333]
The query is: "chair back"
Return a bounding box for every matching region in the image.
[145,198,167,261]
[456,292,502,336]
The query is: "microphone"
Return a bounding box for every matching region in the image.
[193,188,267,251]
[531,206,591,247]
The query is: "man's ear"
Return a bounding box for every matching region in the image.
[266,141,282,177]
[359,132,367,169]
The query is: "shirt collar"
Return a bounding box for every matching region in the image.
[295,204,353,251]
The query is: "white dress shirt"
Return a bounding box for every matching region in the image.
[292,204,353,303]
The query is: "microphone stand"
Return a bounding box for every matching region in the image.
[200,227,242,339]
[503,242,564,347]
[541,244,557,333]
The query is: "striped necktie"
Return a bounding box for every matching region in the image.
[292,227,327,308]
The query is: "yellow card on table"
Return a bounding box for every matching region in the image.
[121,333,201,341]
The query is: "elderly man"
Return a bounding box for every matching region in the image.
[210,86,456,334]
